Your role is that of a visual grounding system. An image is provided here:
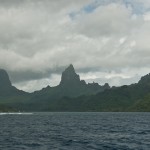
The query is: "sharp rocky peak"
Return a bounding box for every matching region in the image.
[59,64,80,86]
[64,64,75,73]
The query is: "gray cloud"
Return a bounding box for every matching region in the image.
[0,0,150,92]
[8,66,67,83]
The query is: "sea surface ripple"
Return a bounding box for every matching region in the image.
[0,112,150,150]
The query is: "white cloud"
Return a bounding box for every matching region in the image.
[74,3,135,37]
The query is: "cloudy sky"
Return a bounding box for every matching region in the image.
[0,0,150,92]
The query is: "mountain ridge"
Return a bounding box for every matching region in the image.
[29,64,110,109]
[0,65,150,112]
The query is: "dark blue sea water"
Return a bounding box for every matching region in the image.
[0,112,150,150]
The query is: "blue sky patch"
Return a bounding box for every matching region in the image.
[69,0,149,20]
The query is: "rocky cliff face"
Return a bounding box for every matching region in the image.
[0,69,12,90]
[0,69,27,96]
[59,64,81,87]
[138,73,150,85]
[58,64,110,95]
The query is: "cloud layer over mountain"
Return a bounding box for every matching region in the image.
[0,0,150,92]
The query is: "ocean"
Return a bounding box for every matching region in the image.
[0,112,150,150]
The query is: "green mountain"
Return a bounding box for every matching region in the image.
[0,66,150,112]
[27,64,110,111]
[0,65,110,111]
[0,69,30,112]
[48,74,150,112]
[0,69,26,96]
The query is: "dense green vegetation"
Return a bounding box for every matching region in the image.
[0,104,17,112]
[129,94,150,111]
[45,83,150,112]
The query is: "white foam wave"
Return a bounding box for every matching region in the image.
[0,112,33,115]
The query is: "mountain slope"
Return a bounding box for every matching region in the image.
[28,64,110,110]
[129,94,150,111]
[0,69,27,97]
[46,73,150,112]
[0,69,30,111]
